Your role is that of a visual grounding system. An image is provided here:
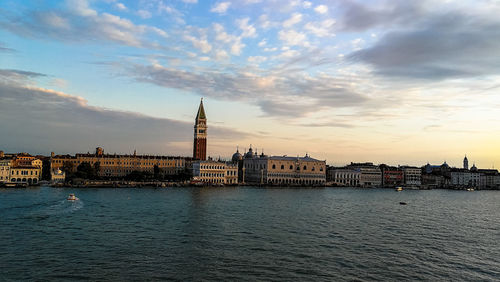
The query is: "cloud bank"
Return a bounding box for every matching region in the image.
[0,69,247,155]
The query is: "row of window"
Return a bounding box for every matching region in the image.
[53,159,182,166]
[267,173,326,179]
[267,178,325,184]
[247,164,325,171]
[200,165,232,170]
[9,178,39,183]
[11,170,38,176]
[200,173,225,177]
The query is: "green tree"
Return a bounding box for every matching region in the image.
[76,162,95,179]
[93,161,101,179]
[42,159,51,181]
[125,170,152,181]
[62,161,74,174]
[154,164,160,179]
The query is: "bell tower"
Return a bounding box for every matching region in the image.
[193,98,207,160]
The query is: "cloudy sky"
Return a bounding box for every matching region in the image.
[1,0,499,167]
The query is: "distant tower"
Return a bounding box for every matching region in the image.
[193,98,207,160]
[96,147,104,157]
[463,155,469,170]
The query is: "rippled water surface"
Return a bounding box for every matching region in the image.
[1,187,499,281]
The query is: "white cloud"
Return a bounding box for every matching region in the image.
[278,49,300,58]
[115,2,127,11]
[137,9,152,19]
[150,27,168,38]
[210,2,231,14]
[66,0,98,17]
[213,23,232,43]
[303,1,312,9]
[184,35,212,53]
[215,50,229,61]
[283,13,302,28]
[278,29,307,46]
[314,5,328,14]
[264,47,278,52]
[304,19,336,37]
[351,38,365,50]
[258,14,273,29]
[258,39,267,47]
[182,0,198,3]
[237,18,257,38]
[40,13,70,30]
[231,40,245,55]
[248,56,267,64]
[213,23,246,55]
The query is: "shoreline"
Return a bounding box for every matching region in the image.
[1,182,498,190]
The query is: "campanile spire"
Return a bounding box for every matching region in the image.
[193,98,207,160]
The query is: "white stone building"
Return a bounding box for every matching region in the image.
[327,167,360,186]
[240,148,326,186]
[402,166,421,187]
[346,163,381,187]
[0,159,12,185]
[192,160,238,185]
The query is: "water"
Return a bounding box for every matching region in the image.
[1,187,499,281]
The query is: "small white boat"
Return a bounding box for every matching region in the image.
[396,187,403,191]
[67,193,78,201]
[467,188,475,191]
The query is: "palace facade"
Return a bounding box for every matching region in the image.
[51,147,188,178]
[192,160,238,185]
[236,147,326,186]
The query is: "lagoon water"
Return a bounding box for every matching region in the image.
[1,186,499,281]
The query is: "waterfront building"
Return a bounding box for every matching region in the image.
[193,99,207,160]
[2,153,43,185]
[478,169,500,189]
[450,168,480,188]
[401,166,422,187]
[0,159,12,185]
[192,160,238,185]
[346,163,381,187]
[9,166,41,185]
[240,147,326,186]
[421,173,446,189]
[51,147,189,178]
[51,168,66,184]
[422,162,451,188]
[380,164,403,187]
[327,167,360,187]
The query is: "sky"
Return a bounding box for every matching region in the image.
[0,0,499,168]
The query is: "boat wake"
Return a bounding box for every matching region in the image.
[26,199,84,220]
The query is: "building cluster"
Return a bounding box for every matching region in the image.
[420,156,500,189]
[326,156,500,189]
[327,163,422,188]
[50,147,188,179]
[0,151,43,187]
[1,100,499,189]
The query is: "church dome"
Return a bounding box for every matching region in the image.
[471,163,478,171]
[244,147,254,159]
[232,149,242,162]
